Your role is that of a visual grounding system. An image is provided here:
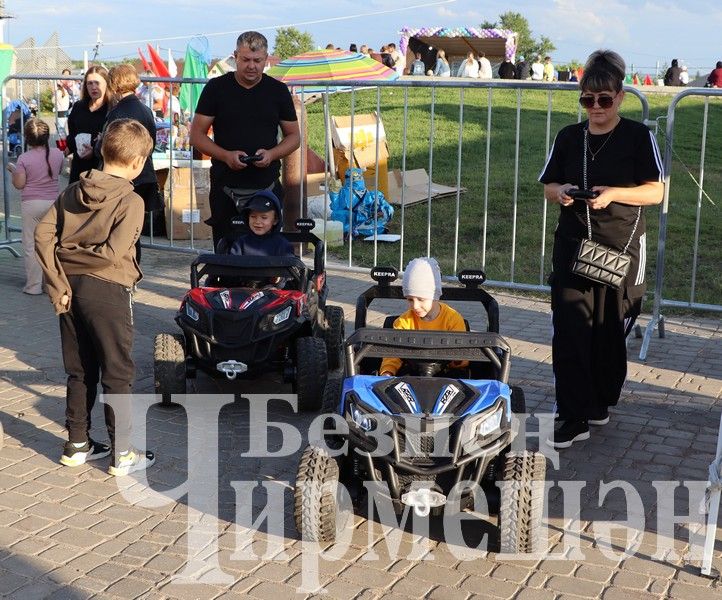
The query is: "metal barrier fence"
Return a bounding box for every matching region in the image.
[5,74,720,362]
[291,79,649,291]
[639,87,722,359]
[1,75,650,264]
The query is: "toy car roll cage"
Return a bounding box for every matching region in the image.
[354,266,499,333]
[344,328,511,381]
[191,218,327,291]
[190,253,309,290]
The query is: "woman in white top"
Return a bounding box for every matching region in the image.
[531,56,544,81]
[478,52,493,79]
[680,65,689,85]
[54,83,71,136]
[457,52,480,78]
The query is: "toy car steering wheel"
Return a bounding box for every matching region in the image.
[405,360,445,377]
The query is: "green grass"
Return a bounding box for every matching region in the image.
[303,87,722,308]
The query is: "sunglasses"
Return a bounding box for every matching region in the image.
[579,94,617,109]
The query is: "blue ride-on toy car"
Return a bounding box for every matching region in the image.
[293,267,547,553]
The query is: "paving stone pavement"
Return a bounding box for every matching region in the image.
[0,244,721,600]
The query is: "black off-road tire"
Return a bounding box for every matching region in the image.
[294,445,348,543]
[296,337,328,412]
[510,386,526,414]
[323,305,345,371]
[154,333,186,406]
[498,451,546,554]
[322,376,343,413]
[505,386,527,445]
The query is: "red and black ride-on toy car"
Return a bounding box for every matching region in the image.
[153,219,345,411]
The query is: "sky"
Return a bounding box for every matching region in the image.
[2,0,721,75]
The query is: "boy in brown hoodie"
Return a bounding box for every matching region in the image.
[35,118,156,476]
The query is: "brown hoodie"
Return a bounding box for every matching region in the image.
[35,169,144,314]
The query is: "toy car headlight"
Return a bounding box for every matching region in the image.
[259,304,293,332]
[272,305,292,325]
[460,405,505,448]
[348,401,377,432]
[185,302,200,322]
[476,408,503,436]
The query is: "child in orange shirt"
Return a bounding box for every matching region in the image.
[380,257,467,377]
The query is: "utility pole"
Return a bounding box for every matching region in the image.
[0,1,16,45]
[90,27,102,63]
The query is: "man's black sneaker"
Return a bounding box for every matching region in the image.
[108,448,156,477]
[546,420,590,449]
[59,439,111,467]
[588,409,610,426]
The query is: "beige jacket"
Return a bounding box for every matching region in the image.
[35,169,144,314]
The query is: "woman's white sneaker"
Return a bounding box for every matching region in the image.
[108,448,156,477]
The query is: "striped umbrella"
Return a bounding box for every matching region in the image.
[266,49,399,90]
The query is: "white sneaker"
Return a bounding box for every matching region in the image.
[108,448,155,477]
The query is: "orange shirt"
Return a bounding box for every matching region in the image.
[379,302,466,376]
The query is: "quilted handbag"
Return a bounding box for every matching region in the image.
[571,128,640,290]
[572,238,632,289]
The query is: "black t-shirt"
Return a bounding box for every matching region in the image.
[104,95,157,188]
[515,62,530,80]
[664,66,682,86]
[67,99,108,183]
[195,73,297,189]
[538,117,663,249]
[498,61,516,79]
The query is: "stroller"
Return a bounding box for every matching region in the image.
[4,99,35,157]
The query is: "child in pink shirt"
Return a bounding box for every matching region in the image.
[7,118,64,294]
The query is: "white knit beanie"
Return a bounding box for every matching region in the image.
[402,257,442,300]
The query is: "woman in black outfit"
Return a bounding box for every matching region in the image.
[538,50,664,449]
[105,64,160,262]
[66,66,111,183]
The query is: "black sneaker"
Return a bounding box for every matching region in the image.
[59,439,111,467]
[108,448,156,477]
[588,409,610,426]
[546,420,590,449]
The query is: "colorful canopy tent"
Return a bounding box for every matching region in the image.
[399,27,517,69]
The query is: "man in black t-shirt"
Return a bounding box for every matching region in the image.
[515,57,530,80]
[498,58,516,79]
[190,31,300,249]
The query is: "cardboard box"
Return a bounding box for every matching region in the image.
[163,167,213,240]
[333,149,390,200]
[386,168,466,206]
[331,113,390,199]
[306,172,331,196]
